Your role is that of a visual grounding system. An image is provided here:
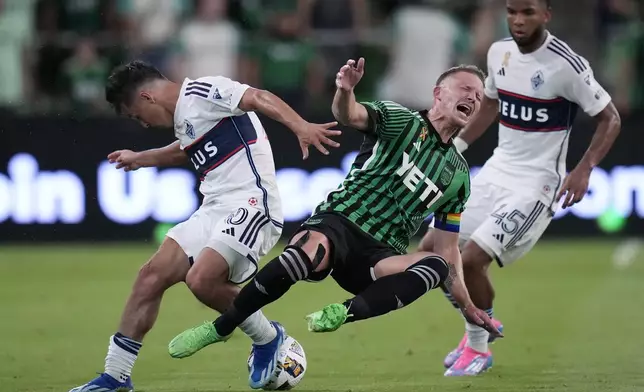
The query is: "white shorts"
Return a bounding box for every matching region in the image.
[460,179,554,267]
[166,205,282,284]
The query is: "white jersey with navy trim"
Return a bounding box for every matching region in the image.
[173,76,283,227]
[479,32,611,210]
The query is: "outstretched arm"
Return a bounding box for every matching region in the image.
[108,141,187,171]
[433,229,502,338]
[238,88,341,159]
[433,229,472,310]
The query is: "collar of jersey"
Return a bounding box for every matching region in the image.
[514,30,552,63]
[174,78,190,128]
[419,110,452,151]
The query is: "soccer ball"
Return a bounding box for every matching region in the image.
[247,335,307,390]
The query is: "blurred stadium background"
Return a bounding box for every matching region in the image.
[1,0,643,391]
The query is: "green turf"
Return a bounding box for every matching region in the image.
[1,241,643,391]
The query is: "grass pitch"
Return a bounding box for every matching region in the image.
[1,241,643,391]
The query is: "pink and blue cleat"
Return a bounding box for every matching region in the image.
[443,318,503,370]
[444,346,493,376]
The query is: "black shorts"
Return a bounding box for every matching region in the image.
[293,212,400,295]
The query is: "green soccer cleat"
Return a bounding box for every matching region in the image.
[168,321,232,358]
[305,303,349,332]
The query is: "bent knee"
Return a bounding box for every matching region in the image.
[288,230,332,273]
[405,254,449,290]
[185,267,227,297]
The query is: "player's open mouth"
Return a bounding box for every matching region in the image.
[456,103,472,117]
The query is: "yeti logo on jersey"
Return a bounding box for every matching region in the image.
[185,119,196,139]
[396,152,443,208]
[497,89,578,132]
[531,70,544,90]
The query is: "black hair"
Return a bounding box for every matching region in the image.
[533,0,551,8]
[435,64,486,86]
[105,60,166,114]
[508,0,551,9]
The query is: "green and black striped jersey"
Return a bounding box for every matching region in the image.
[310,100,471,254]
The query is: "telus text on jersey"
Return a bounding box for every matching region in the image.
[498,98,549,123]
[190,141,218,171]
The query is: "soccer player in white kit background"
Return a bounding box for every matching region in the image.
[69,61,341,392]
[419,0,622,376]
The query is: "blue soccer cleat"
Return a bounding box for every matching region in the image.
[248,321,286,389]
[69,373,133,392]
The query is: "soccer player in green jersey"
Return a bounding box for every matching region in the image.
[168,58,502,385]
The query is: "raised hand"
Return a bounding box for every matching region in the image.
[335,58,365,91]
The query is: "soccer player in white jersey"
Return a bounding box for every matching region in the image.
[69,61,341,392]
[419,0,621,376]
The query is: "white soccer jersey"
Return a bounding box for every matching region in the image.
[478,32,611,210]
[173,76,283,227]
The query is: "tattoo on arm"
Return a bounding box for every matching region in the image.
[443,262,458,292]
